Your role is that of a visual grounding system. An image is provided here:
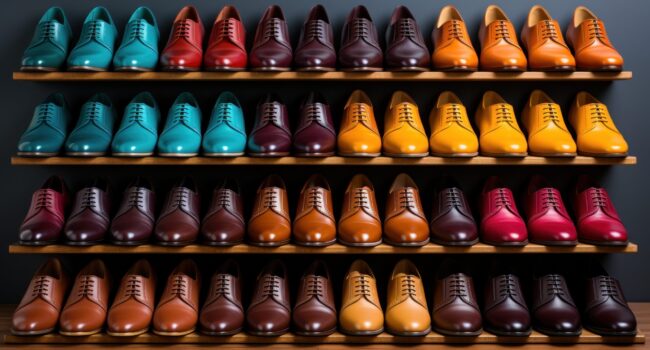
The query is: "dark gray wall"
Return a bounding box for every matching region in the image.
[1,0,649,303]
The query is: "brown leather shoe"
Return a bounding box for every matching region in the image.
[339,260,383,335]
[566,6,623,71]
[432,262,482,336]
[59,259,110,336]
[385,259,431,336]
[107,259,156,337]
[199,260,244,336]
[384,174,429,246]
[110,177,156,245]
[249,5,292,71]
[338,174,382,247]
[432,6,478,71]
[385,5,430,71]
[155,177,201,246]
[479,5,527,71]
[293,260,337,336]
[153,259,200,336]
[247,260,291,336]
[483,268,531,337]
[201,178,245,246]
[293,175,336,246]
[248,175,291,246]
[338,6,383,71]
[64,178,111,245]
[521,5,575,71]
[12,258,68,335]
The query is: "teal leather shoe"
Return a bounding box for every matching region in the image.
[111,92,160,156]
[21,7,72,71]
[113,7,160,72]
[67,7,117,71]
[158,92,202,157]
[65,93,115,156]
[203,91,247,156]
[17,93,70,156]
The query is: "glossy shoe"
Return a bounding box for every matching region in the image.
[155,177,201,246]
[160,6,204,71]
[525,176,577,246]
[64,178,111,245]
[569,92,628,157]
[582,264,636,336]
[566,7,623,71]
[479,5,527,71]
[338,174,382,247]
[250,5,292,71]
[203,91,246,156]
[201,178,245,246]
[204,6,247,71]
[574,176,628,246]
[480,177,528,246]
[293,175,336,246]
[18,93,70,156]
[521,90,577,157]
[383,91,428,157]
[483,268,531,336]
[294,5,336,71]
[429,91,478,157]
[339,260,383,335]
[65,93,115,156]
[384,174,429,246]
[19,176,69,245]
[59,260,110,336]
[430,180,478,246]
[432,261,482,336]
[247,94,291,157]
[247,175,291,246]
[157,92,202,157]
[338,90,381,157]
[431,6,478,71]
[21,7,72,71]
[475,91,527,157]
[107,260,156,336]
[153,259,200,336]
[110,177,156,245]
[294,92,336,157]
[67,7,117,71]
[113,7,160,71]
[339,6,383,71]
[386,259,431,336]
[247,260,291,336]
[385,6,429,71]
[111,92,160,157]
[521,6,575,71]
[532,271,581,336]
[293,261,337,336]
[200,260,244,335]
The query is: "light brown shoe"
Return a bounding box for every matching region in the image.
[107,259,156,337]
[293,175,336,246]
[566,6,623,71]
[247,175,291,246]
[521,5,575,71]
[431,6,478,71]
[153,259,200,336]
[384,174,429,246]
[338,174,382,247]
[383,91,429,157]
[475,91,528,157]
[479,5,527,71]
[386,259,431,336]
[337,90,381,157]
[339,260,383,335]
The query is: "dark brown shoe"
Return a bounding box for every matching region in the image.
[107,260,156,337]
[247,94,292,157]
[293,260,337,336]
[155,177,200,246]
[153,259,201,336]
[110,177,156,245]
[483,268,531,337]
[246,260,290,336]
[201,178,245,246]
[294,5,336,71]
[532,272,581,336]
[430,181,478,246]
[200,260,244,335]
[582,264,636,336]
[385,6,430,71]
[65,178,111,245]
[250,5,292,71]
[432,261,482,336]
[293,92,336,157]
[339,6,383,71]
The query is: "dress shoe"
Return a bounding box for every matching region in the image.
[67,7,117,71]
[293,175,336,246]
[20,176,69,245]
[475,91,528,157]
[386,259,431,336]
[64,178,111,245]
[247,94,291,157]
[582,264,636,336]
[204,5,247,71]
[338,90,381,157]
[247,260,291,336]
[339,260,383,335]
[157,92,202,157]
[569,92,628,157]
[18,93,70,156]
[200,260,244,335]
[525,176,577,246]
[203,91,246,156]
[431,6,478,71]
[430,180,478,246]
[293,261,337,336]
[339,6,383,71]
[432,262,482,336]
[521,6,575,71]
[248,175,291,246]
[113,7,160,71]
[338,174,381,247]
[12,259,68,335]
[384,174,429,246]
[201,178,245,246]
[110,177,155,245]
[521,90,577,157]
[111,92,160,157]
[59,260,110,336]
[294,5,336,71]
[160,6,204,71]
[21,7,72,71]
[250,5,292,71]
[383,91,428,157]
[479,5,527,71]
[483,269,531,336]
[107,260,156,336]
[532,272,581,336]
[566,6,623,71]
[385,6,429,71]
[294,92,336,157]
[153,259,200,336]
[480,177,527,246]
[429,91,478,157]
[65,93,115,156]
[155,177,200,246]
[574,176,628,246]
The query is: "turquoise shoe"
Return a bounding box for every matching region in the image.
[111,92,160,156]
[65,93,115,156]
[158,92,202,157]
[21,7,72,71]
[203,91,247,156]
[67,7,117,71]
[17,93,70,156]
[113,7,160,71]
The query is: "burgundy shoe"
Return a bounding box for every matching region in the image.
[20,176,69,245]
[160,6,205,71]
[525,176,577,246]
[385,6,430,71]
[294,5,336,71]
[293,92,336,157]
[110,177,156,245]
[480,177,528,246]
[250,5,292,71]
[64,178,111,245]
[430,181,478,246]
[201,178,245,246]
[155,177,201,246]
[339,6,383,71]
[204,5,247,71]
[247,94,291,157]
[199,260,244,335]
[574,176,628,246]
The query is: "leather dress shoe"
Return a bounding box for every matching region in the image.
[429,91,478,157]
[247,260,291,336]
[203,91,247,156]
[160,6,204,71]
[521,90,577,157]
[480,177,528,246]
[339,260,383,335]
[294,92,336,157]
[247,94,291,157]
[432,261,482,336]
[20,176,69,245]
[65,93,116,156]
[475,91,528,157]
[525,176,577,246]
[566,6,623,71]
[200,260,244,335]
[294,5,336,71]
[293,260,337,336]
[430,180,478,246]
[293,175,336,246]
[339,6,383,71]
[157,92,202,157]
[521,6,575,71]
[250,5,292,71]
[107,260,156,336]
[21,7,72,71]
[153,259,200,336]
[386,259,431,336]
[431,6,478,71]
[112,92,160,156]
[574,176,628,246]
[479,5,527,71]
[384,174,429,246]
[247,175,291,246]
[201,178,245,246]
[59,259,110,336]
[385,6,429,71]
[383,91,429,157]
[110,177,155,245]
[532,271,581,336]
[67,7,117,71]
[12,258,68,335]
[569,92,628,157]
[113,7,160,71]
[338,174,381,247]
[204,5,247,71]
[337,90,381,157]
[18,93,71,157]
[483,268,531,336]
[582,264,636,336]
[155,177,200,246]
[64,178,111,245]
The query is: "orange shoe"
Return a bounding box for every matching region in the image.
[522,90,577,157]
[429,91,478,157]
[569,92,628,157]
[566,6,623,71]
[479,5,527,71]
[431,6,478,71]
[383,91,428,157]
[337,90,381,157]
[475,91,527,157]
[521,5,575,71]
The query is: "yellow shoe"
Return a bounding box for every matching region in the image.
[475,91,528,157]
[337,90,381,157]
[522,90,577,157]
[383,91,429,157]
[385,259,431,336]
[429,91,478,157]
[569,92,628,157]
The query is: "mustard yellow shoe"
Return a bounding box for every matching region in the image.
[569,92,628,157]
[383,91,429,157]
[337,90,382,157]
[429,91,478,157]
[522,90,577,157]
[475,91,528,157]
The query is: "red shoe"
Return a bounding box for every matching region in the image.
[480,176,528,246]
[160,6,205,71]
[19,176,70,245]
[574,176,628,246]
[524,176,577,246]
[204,5,247,71]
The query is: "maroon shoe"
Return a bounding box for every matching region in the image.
[250,5,292,71]
[201,178,245,246]
[204,5,247,71]
[430,181,478,246]
[155,177,201,246]
[525,176,577,246]
[199,260,244,335]
[480,177,528,246]
[339,6,383,71]
[160,6,205,71]
[293,92,336,157]
[385,6,430,71]
[574,176,628,246]
[20,176,69,245]
[110,177,156,245]
[247,94,291,157]
[294,5,336,72]
[64,178,111,245]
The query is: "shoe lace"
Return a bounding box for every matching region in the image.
[305,105,322,123]
[80,189,98,209]
[598,276,619,297]
[351,18,369,39]
[445,188,462,207]
[40,21,57,40]
[589,104,609,123]
[262,275,280,297]
[396,18,415,39]
[449,274,469,298]
[542,103,560,123]
[541,188,560,209]
[587,19,605,40]
[399,188,415,209]
[263,18,281,40]
[214,274,230,296]
[85,20,103,41]
[544,274,566,297]
[353,188,370,209]
[174,20,192,39]
[353,275,371,297]
[261,103,280,124]
[217,190,231,207]
[590,188,608,208]
[127,104,145,123]
[496,104,514,123]
[447,20,464,39]
[306,20,325,40]
[445,104,464,123]
[400,275,417,297]
[351,104,369,123]
[35,104,55,124]
[124,276,142,297]
[127,188,145,208]
[216,104,233,124]
[31,276,51,297]
[498,274,518,298]
[494,20,511,40]
[173,189,189,208]
[306,276,324,297]
[128,19,147,40]
[263,188,279,209]
[78,276,95,297]
[172,104,190,124]
[84,102,103,122]
[308,188,323,208]
[171,275,188,296]
[217,19,235,40]
[35,190,54,210]
[541,20,559,39]
[495,188,512,207]
[397,103,414,123]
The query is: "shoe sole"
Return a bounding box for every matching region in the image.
[338,152,381,158]
[247,240,290,247]
[204,67,246,72]
[65,240,103,246]
[430,152,479,158]
[481,239,529,247]
[200,327,242,336]
[578,151,628,158]
[530,240,578,246]
[529,152,577,157]
[583,325,636,337]
[67,66,108,72]
[386,67,429,72]
[339,328,384,336]
[248,152,290,157]
[484,326,532,337]
[66,152,107,157]
[433,327,482,337]
[201,241,243,247]
[156,241,195,247]
[293,328,337,336]
[114,67,154,72]
[59,329,102,336]
[340,67,383,72]
[292,239,337,247]
[107,328,149,337]
[533,326,581,337]
[387,326,431,337]
[481,152,528,158]
[294,152,336,157]
[11,327,55,336]
[382,152,429,158]
[383,237,430,247]
[295,67,336,72]
[250,67,291,72]
[429,237,479,247]
[17,152,58,157]
[20,66,59,72]
[19,240,57,246]
[162,66,200,72]
[112,152,154,157]
[578,239,629,247]
[436,66,478,72]
[158,153,199,157]
[203,153,245,157]
[111,240,150,246]
[247,328,290,336]
[533,66,576,72]
[578,66,623,72]
[483,66,526,72]
[153,328,195,337]
[337,240,382,248]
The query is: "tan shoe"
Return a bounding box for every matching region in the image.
[247,175,291,246]
[293,175,336,246]
[569,92,628,157]
[59,260,110,336]
[153,259,200,336]
[107,259,156,337]
[429,91,478,157]
[521,90,577,157]
[382,91,429,157]
[386,259,431,336]
[431,6,478,71]
[384,174,429,246]
[475,91,528,157]
[566,6,623,71]
[338,174,382,247]
[337,90,381,157]
[479,5,527,71]
[520,5,575,71]
[339,260,383,335]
